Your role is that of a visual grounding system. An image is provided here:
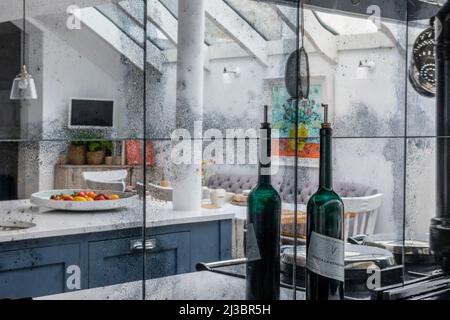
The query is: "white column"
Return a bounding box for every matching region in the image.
[172,0,204,211]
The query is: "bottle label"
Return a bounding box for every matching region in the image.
[306,231,345,282]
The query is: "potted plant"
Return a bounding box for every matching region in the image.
[67,132,97,165]
[67,140,87,165]
[67,132,113,166]
[86,141,106,165]
[103,141,114,165]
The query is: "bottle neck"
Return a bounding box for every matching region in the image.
[319,127,333,190]
[258,127,272,186]
[258,165,272,185]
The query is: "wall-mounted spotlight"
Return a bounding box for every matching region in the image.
[356,60,376,79]
[223,67,241,84]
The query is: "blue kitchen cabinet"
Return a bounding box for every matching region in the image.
[0,219,232,298]
[88,231,191,287]
[0,243,81,299]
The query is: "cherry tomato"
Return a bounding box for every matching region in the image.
[95,195,106,201]
[77,191,87,198]
[87,192,96,199]
[62,195,74,201]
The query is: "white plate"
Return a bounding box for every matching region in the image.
[31,189,137,212]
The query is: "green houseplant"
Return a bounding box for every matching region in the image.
[67,132,113,166]
[86,141,108,165]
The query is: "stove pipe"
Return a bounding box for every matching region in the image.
[431,0,450,273]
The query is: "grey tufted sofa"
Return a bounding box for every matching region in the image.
[207,173,383,247]
[206,173,378,205]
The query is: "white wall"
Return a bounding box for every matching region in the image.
[18,12,143,196]
[35,13,139,139]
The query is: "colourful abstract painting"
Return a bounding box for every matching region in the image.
[271,84,323,159]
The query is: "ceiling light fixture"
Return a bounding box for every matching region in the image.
[10,0,37,100]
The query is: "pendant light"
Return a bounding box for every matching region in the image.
[10,0,37,100]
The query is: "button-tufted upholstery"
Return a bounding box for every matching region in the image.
[207,174,257,195]
[209,174,383,256]
[207,174,378,204]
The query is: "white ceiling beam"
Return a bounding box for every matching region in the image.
[120,0,178,46]
[205,0,268,67]
[337,32,395,51]
[147,0,178,45]
[273,5,338,65]
[303,9,338,63]
[0,0,116,23]
[77,8,165,73]
[163,37,393,64]
[378,23,406,55]
[120,0,209,71]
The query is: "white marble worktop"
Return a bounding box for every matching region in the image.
[38,271,303,300]
[0,199,245,243]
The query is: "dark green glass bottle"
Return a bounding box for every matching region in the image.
[306,104,345,300]
[246,106,282,300]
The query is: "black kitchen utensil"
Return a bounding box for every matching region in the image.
[409,26,436,97]
[285,0,309,100]
[280,244,397,294]
[350,233,436,266]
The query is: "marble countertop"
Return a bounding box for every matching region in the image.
[37,271,303,300]
[0,199,245,243]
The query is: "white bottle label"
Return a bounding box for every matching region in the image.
[306,231,345,282]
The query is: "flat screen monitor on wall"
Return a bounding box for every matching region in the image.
[69,98,114,128]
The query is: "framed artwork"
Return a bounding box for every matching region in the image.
[263,75,334,167]
[126,140,155,166]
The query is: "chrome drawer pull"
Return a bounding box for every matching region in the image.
[130,239,157,252]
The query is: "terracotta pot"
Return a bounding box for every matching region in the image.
[113,156,122,165]
[86,150,105,165]
[105,156,113,165]
[68,145,86,165]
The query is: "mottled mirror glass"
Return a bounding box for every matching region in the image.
[0,0,145,299]
[144,0,303,300]
[0,0,445,302]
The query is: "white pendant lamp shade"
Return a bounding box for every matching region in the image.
[10,65,37,100]
[10,0,37,100]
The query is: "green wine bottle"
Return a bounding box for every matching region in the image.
[246,105,282,300]
[306,104,345,300]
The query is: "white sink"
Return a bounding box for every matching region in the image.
[0,220,36,232]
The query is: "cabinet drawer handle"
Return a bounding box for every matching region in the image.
[130,239,157,252]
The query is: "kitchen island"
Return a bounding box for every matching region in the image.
[0,199,244,299]
[0,199,243,242]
